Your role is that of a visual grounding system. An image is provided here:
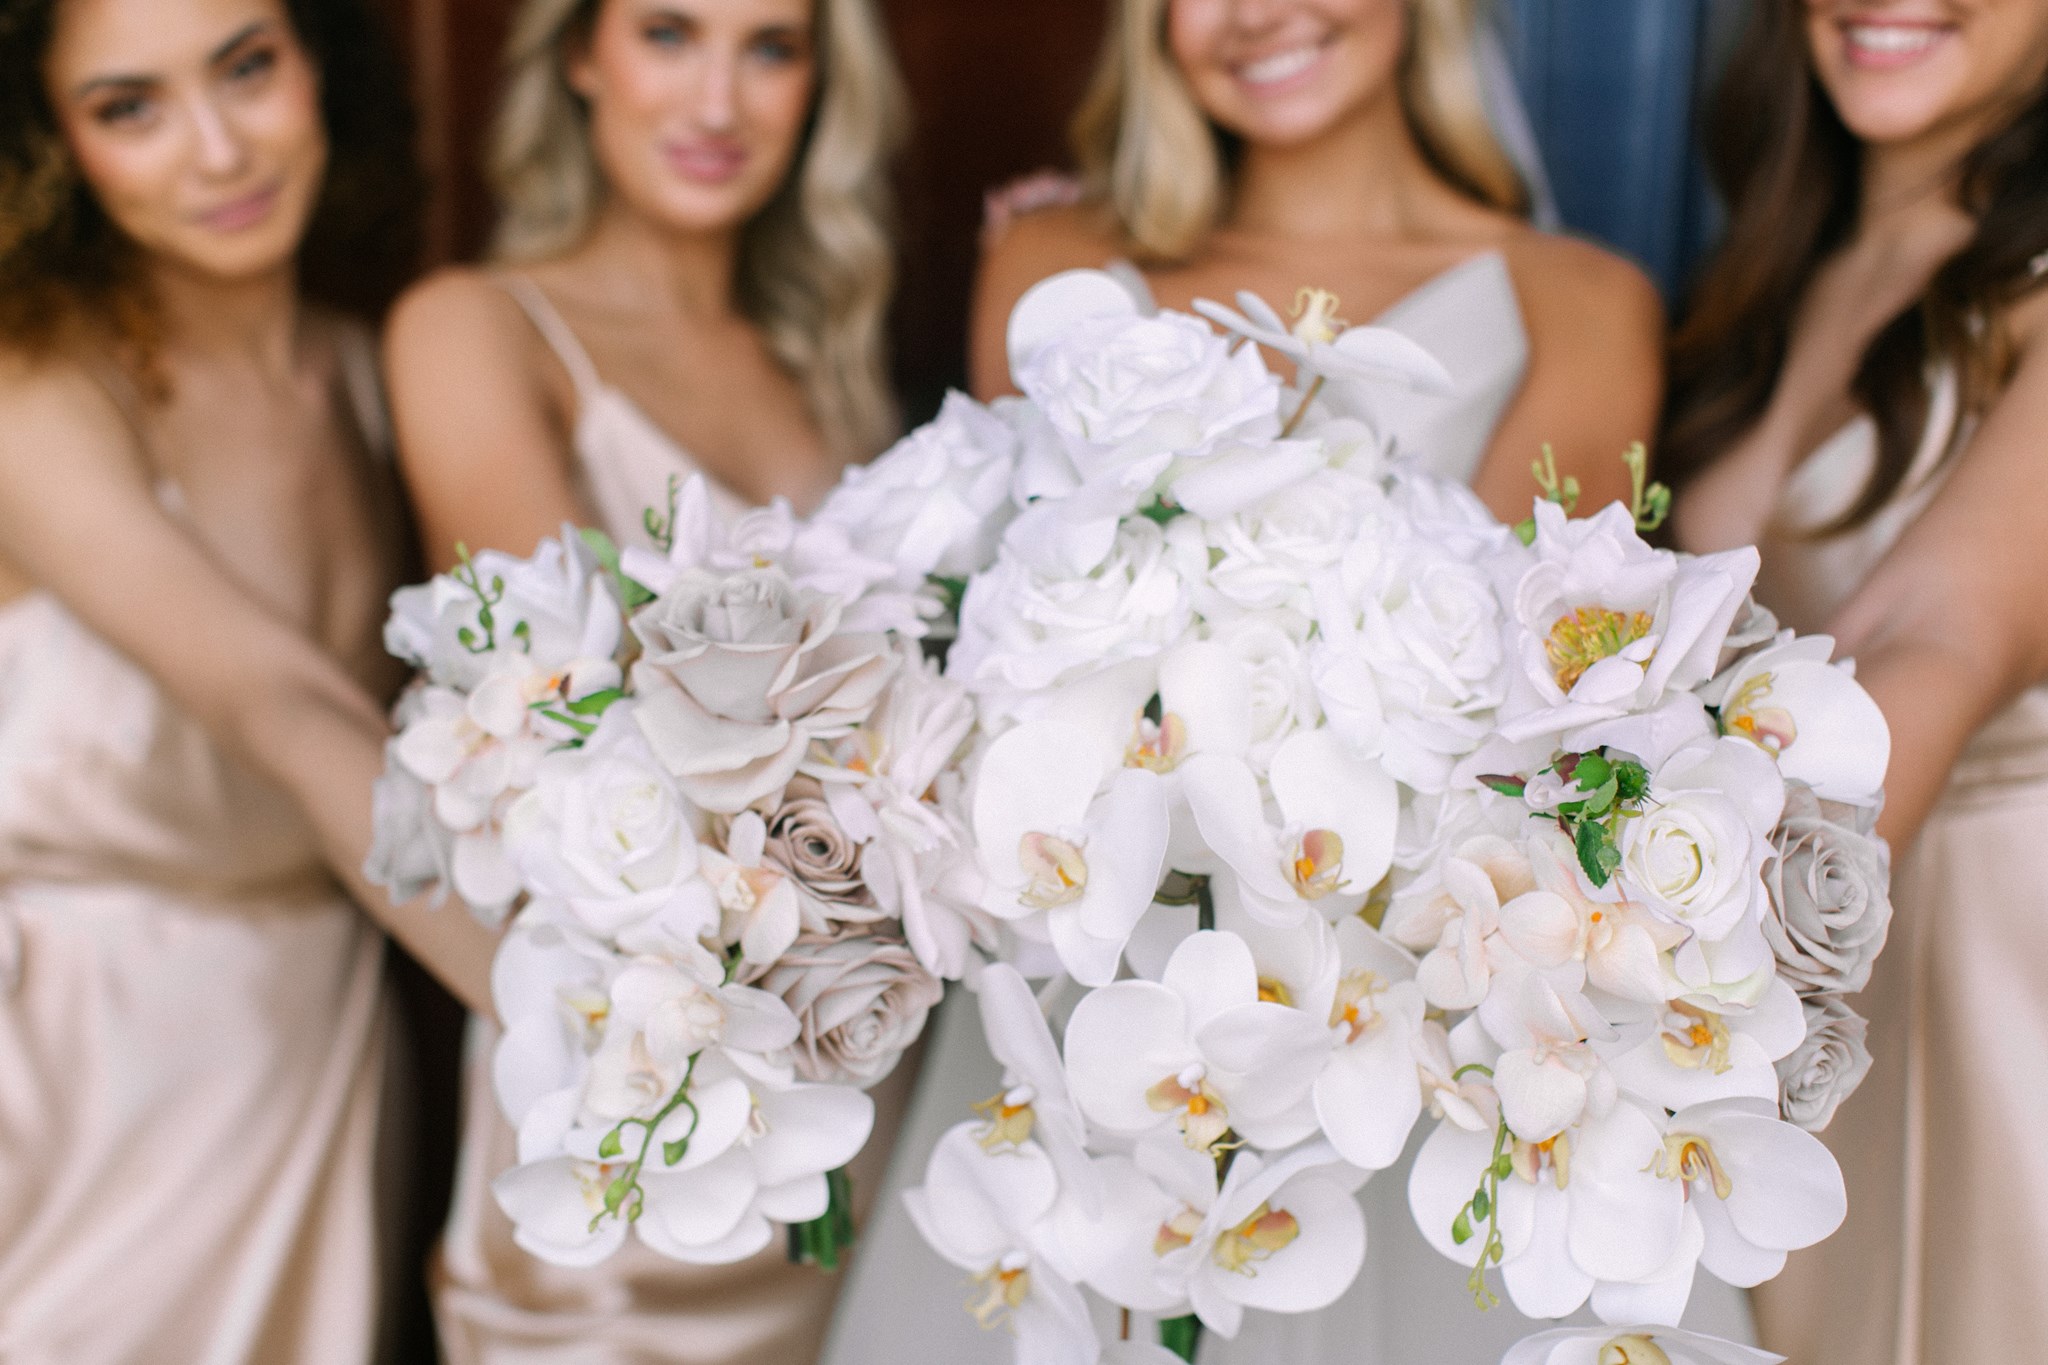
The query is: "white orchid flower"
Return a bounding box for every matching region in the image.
[1410,1096,1685,1314]
[904,1122,1099,1365]
[1190,287,1453,426]
[1181,729,1397,927]
[1503,1323,1783,1365]
[1064,930,1332,1153]
[971,720,1170,986]
[1522,829,1688,1006]
[1651,1098,1846,1288]
[1605,976,1806,1113]
[1701,632,1890,804]
[972,962,1103,1213]
[698,811,802,969]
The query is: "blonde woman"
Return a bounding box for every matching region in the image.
[379,0,905,1360]
[970,0,1662,520]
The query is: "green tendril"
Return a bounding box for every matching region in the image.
[1447,1063,1511,1310]
[450,543,509,654]
[589,1052,704,1234]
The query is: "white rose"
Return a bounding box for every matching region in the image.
[949,517,1192,702]
[503,706,717,942]
[1016,309,1280,459]
[812,391,1018,589]
[1206,613,1321,769]
[386,534,623,693]
[1173,466,1390,623]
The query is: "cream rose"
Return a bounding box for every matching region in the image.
[1761,784,1893,995]
[1776,992,1874,1132]
[630,567,896,814]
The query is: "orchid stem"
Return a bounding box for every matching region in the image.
[1158,1313,1202,1361]
[1196,878,1214,934]
[1279,376,1324,439]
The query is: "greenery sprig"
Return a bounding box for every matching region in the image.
[1479,748,1650,888]
[451,542,529,654]
[1447,1063,1514,1310]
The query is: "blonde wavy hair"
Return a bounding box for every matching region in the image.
[489,0,906,458]
[1074,0,1528,263]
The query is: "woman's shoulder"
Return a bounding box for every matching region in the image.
[1495,225,1665,336]
[0,344,144,468]
[384,264,533,357]
[979,198,1125,289]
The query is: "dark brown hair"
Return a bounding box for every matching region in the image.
[0,0,424,358]
[1660,2,2048,532]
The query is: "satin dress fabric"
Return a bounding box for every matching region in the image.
[820,255,1759,1363]
[0,350,398,1365]
[1747,370,2048,1364]
[429,277,918,1365]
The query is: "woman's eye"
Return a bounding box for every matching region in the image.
[92,94,152,126]
[748,33,805,65]
[227,46,278,82]
[642,18,692,48]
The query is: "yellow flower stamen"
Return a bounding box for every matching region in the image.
[1153,1205,1205,1257]
[1146,1069,1232,1152]
[1257,976,1295,1007]
[1290,288,1348,346]
[1546,606,1654,693]
[1017,832,1088,909]
[1658,1002,1734,1074]
[1329,969,1385,1045]
[1288,829,1345,899]
[1125,711,1189,773]
[966,1256,1032,1330]
[1652,1133,1735,1200]
[1723,672,1799,756]
[971,1086,1037,1151]
[1599,1336,1674,1365]
[1212,1201,1302,1274]
[1511,1133,1573,1191]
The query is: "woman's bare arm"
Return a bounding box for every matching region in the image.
[0,358,496,1014]
[1823,304,2048,846]
[384,269,592,571]
[1477,236,1666,523]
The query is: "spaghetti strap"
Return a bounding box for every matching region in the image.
[334,325,393,462]
[495,273,604,404]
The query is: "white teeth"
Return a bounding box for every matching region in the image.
[1238,46,1320,86]
[1846,24,1940,55]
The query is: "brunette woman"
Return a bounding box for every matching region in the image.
[0,0,495,1360]
[379,1,906,1360]
[968,0,1665,522]
[1663,3,2048,1360]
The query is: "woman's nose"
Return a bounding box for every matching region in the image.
[185,94,251,178]
[688,50,740,132]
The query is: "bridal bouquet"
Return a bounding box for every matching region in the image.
[366,471,998,1268]
[896,270,1893,1363]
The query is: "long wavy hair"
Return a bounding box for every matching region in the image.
[1072,0,1528,264]
[490,0,905,460]
[1660,2,2048,532]
[0,0,423,359]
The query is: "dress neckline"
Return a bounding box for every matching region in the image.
[1113,248,1509,325]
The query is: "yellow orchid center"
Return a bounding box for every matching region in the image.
[1146,1065,1232,1152]
[1511,1132,1573,1191]
[1126,711,1189,773]
[1599,1336,1674,1365]
[966,1252,1032,1329]
[1654,1133,1735,1200]
[1290,287,1348,346]
[1659,1002,1734,1075]
[1329,969,1385,1045]
[558,986,611,1046]
[1723,672,1799,757]
[1289,828,1346,899]
[574,1160,625,1214]
[1018,832,1088,909]
[971,1086,1038,1152]
[1153,1205,1205,1257]
[1213,1201,1302,1274]
[1546,606,1654,693]
[1257,976,1295,1007]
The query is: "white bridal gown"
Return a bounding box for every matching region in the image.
[822,254,1758,1364]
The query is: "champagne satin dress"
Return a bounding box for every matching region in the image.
[0,351,398,1363]
[1748,370,2048,1363]
[429,278,916,1365]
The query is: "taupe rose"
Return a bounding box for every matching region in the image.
[745,929,942,1086]
[1777,993,1874,1133]
[630,567,896,813]
[761,778,883,926]
[1761,784,1893,995]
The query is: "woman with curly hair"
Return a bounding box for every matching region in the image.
[379,2,911,1361]
[0,0,495,1359]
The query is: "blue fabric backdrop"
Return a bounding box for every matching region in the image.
[1498,0,1750,302]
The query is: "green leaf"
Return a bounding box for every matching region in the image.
[1614,760,1651,802]
[1576,820,1616,887]
[1577,774,1620,818]
[567,687,627,716]
[1478,774,1527,798]
[598,1127,624,1159]
[535,709,598,737]
[928,574,969,617]
[1139,496,1185,526]
[1451,1208,1473,1244]
[1513,516,1537,547]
